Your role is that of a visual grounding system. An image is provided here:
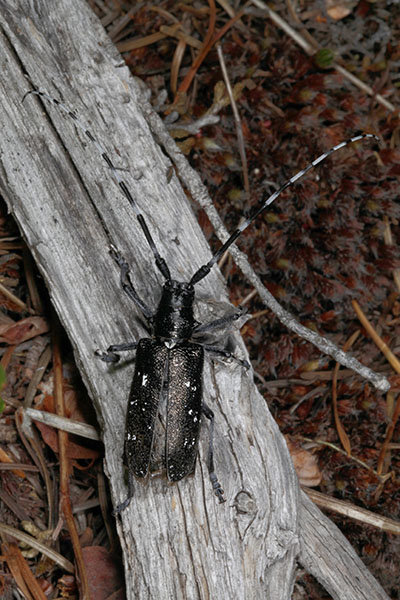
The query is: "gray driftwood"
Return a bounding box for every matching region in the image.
[0,1,390,599]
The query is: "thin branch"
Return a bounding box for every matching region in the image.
[352,300,400,373]
[24,407,100,441]
[216,43,249,197]
[304,487,400,535]
[302,437,391,479]
[332,330,360,455]
[0,523,74,573]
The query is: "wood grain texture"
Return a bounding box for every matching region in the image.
[300,493,390,600]
[0,1,389,599]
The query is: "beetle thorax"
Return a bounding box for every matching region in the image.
[153,280,196,344]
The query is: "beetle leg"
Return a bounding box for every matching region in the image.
[202,403,226,504]
[110,244,154,320]
[113,471,135,515]
[203,345,250,370]
[95,341,138,363]
[193,305,246,335]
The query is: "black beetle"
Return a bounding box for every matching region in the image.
[25,88,377,511]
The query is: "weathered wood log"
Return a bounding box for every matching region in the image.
[0,1,390,599]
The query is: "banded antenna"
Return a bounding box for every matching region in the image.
[189,133,379,285]
[23,89,171,281]
[24,89,378,289]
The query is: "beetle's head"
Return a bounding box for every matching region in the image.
[161,279,195,308]
[153,280,196,341]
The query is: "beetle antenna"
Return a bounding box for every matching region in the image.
[23,89,171,281]
[190,133,379,286]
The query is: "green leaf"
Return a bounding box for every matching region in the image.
[314,48,335,69]
[0,364,6,390]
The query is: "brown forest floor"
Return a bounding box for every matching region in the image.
[1,1,400,598]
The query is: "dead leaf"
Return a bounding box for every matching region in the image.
[82,546,125,600]
[326,0,358,20]
[0,316,49,344]
[286,438,322,486]
[34,421,100,460]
